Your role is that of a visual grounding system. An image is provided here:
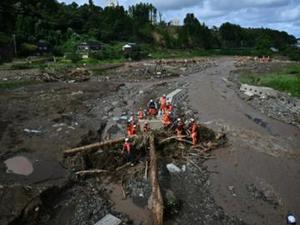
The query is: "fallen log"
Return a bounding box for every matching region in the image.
[64,137,136,156]
[75,169,108,176]
[149,134,164,225]
[159,135,187,144]
[115,162,131,172]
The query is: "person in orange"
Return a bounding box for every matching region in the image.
[138,108,145,120]
[161,111,172,127]
[176,118,184,140]
[148,99,158,117]
[190,119,198,146]
[127,124,137,137]
[166,101,173,113]
[143,121,151,133]
[123,138,133,163]
[160,94,167,112]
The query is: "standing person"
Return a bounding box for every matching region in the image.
[176,118,184,140]
[190,119,199,146]
[161,111,172,127]
[138,108,145,120]
[160,94,167,113]
[122,138,133,165]
[148,99,158,117]
[166,101,173,113]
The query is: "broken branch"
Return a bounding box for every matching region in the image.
[64,137,137,156]
[75,169,108,176]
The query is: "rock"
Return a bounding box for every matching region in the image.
[166,163,181,173]
[94,214,121,225]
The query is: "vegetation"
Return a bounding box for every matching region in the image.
[0,80,41,89]
[0,0,298,62]
[239,65,300,97]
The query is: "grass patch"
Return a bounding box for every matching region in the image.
[239,64,300,97]
[0,80,42,90]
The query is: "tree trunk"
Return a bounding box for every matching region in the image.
[149,134,164,225]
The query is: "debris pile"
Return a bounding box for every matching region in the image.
[96,58,216,81]
[239,84,300,127]
[39,68,91,83]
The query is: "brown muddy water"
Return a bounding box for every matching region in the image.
[106,182,153,225]
[4,156,33,176]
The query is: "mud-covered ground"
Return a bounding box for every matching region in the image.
[0,57,299,225]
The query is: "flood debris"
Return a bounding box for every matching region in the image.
[39,68,91,82]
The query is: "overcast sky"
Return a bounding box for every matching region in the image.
[59,0,300,37]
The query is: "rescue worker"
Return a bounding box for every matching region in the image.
[190,119,199,146]
[161,111,172,127]
[160,94,167,112]
[166,101,173,113]
[175,118,184,140]
[122,138,133,163]
[138,108,145,120]
[148,99,158,117]
[129,112,135,124]
[143,121,151,133]
[127,124,137,137]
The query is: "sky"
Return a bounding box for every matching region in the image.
[59,0,300,37]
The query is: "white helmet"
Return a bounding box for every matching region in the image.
[163,94,166,97]
[191,118,195,122]
[150,99,154,102]
[133,125,136,128]
[177,118,181,121]
[287,215,296,224]
[125,138,129,142]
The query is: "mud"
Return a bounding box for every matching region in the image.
[0,57,299,225]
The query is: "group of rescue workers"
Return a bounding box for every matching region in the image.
[122,94,200,163]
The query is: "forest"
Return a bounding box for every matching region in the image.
[0,0,299,62]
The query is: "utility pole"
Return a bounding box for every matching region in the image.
[12,34,17,56]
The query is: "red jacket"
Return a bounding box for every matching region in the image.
[123,142,131,153]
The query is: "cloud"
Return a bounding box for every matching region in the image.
[59,0,300,37]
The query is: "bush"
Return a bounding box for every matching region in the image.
[19,43,37,57]
[53,46,64,57]
[65,52,81,63]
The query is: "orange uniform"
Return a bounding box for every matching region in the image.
[166,102,173,112]
[138,110,144,120]
[161,112,172,126]
[127,124,137,137]
[160,96,167,112]
[123,141,131,154]
[176,120,184,139]
[190,122,198,146]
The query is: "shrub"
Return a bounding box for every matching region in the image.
[19,43,37,57]
[65,52,81,63]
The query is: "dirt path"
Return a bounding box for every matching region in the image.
[184,57,300,225]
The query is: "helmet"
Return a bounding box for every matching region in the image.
[163,94,166,97]
[150,99,154,102]
[177,118,181,121]
[125,138,129,142]
[133,125,137,128]
[287,214,296,224]
[191,118,195,122]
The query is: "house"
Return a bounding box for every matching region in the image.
[122,43,139,58]
[77,41,103,58]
